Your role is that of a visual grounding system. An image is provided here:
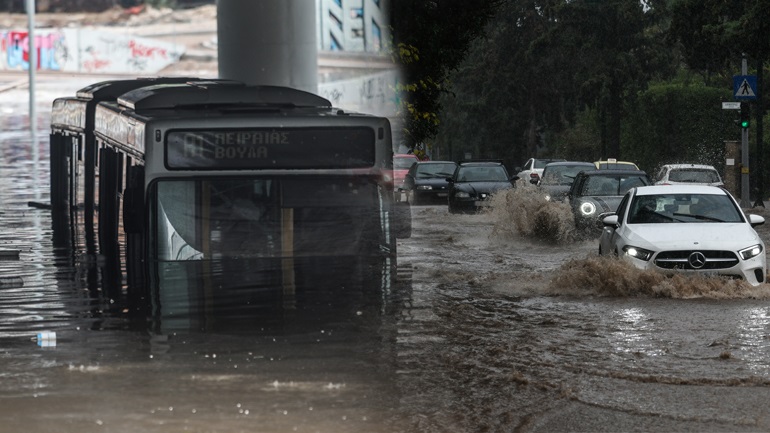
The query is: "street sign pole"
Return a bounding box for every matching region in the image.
[741,54,750,207]
[27,0,36,142]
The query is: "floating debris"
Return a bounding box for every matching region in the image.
[34,332,57,347]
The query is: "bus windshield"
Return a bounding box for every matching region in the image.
[152,176,387,261]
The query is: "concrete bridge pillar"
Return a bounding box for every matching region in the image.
[217,0,318,93]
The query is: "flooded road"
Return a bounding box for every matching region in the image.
[2,76,770,432]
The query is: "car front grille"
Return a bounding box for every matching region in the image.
[654,250,739,270]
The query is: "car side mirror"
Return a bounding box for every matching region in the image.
[601,214,618,227]
[748,214,765,227]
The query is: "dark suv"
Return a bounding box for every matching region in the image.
[447,161,517,213]
[567,169,651,233]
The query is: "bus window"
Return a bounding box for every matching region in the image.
[152,176,386,261]
[156,181,203,260]
[154,178,280,261]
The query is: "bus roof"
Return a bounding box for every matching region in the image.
[52,77,237,132]
[75,77,217,101]
[117,82,332,111]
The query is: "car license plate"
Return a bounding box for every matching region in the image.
[437,193,447,197]
[474,200,490,206]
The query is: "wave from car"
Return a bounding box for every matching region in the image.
[599,185,766,286]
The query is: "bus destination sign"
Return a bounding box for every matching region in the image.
[166,127,376,170]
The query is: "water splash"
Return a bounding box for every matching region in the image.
[485,185,579,244]
[550,255,770,299]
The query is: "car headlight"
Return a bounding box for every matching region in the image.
[544,194,551,201]
[417,185,433,190]
[622,245,653,261]
[739,244,763,260]
[579,202,596,216]
[456,191,470,198]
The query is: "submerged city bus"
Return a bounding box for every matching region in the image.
[50,79,410,324]
[49,77,229,301]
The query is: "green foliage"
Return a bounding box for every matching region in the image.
[434,0,674,167]
[405,0,768,181]
[388,0,505,149]
[551,109,602,162]
[620,83,734,174]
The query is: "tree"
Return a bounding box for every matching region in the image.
[670,0,770,201]
[538,0,673,159]
[434,0,674,166]
[389,0,505,149]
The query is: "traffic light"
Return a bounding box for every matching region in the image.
[740,102,750,128]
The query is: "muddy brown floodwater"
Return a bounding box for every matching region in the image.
[2,77,770,432]
[395,187,770,432]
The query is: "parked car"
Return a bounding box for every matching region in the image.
[594,158,639,170]
[598,185,766,286]
[654,163,724,187]
[515,158,566,184]
[447,161,516,213]
[403,160,459,205]
[393,153,420,192]
[567,169,651,234]
[537,161,595,202]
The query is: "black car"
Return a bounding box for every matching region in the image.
[567,169,651,233]
[447,161,516,213]
[537,161,595,202]
[403,160,459,205]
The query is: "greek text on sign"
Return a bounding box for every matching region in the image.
[165,127,376,170]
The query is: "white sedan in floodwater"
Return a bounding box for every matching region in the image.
[599,185,767,286]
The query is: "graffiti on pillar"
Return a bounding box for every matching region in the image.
[319,70,401,118]
[0,28,183,74]
[1,31,67,71]
[359,75,388,106]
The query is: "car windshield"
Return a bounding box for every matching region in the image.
[668,169,720,183]
[394,157,418,169]
[416,163,458,178]
[628,193,742,224]
[581,174,647,196]
[456,165,509,182]
[540,164,592,186]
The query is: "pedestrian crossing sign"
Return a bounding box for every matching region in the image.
[734,75,757,100]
